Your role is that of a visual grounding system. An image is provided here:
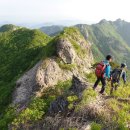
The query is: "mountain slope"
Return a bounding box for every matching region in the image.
[40,25,64,36]
[0,23,130,130]
[76,20,130,67]
[0,24,20,32]
[0,27,93,130]
[39,19,130,67]
[0,27,51,114]
[113,19,130,47]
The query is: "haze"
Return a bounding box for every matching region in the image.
[0,0,130,25]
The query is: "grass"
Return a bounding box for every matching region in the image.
[0,28,59,129]
[76,88,97,110]
[0,28,51,114]
[11,98,47,129]
[91,122,102,130]
[84,69,130,129]
[67,95,79,109]
[85,72,96,83]
[0,80,72,130]
[0,26,87,129]
[69,38,86,58]
[57,27,87,58]
[106,98,130,129]
[56,58,76,71]
[105,82,130,129]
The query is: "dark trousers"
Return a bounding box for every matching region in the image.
[110,80,119,95]
[93,77,106,94]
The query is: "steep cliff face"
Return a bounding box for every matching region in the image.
[12,27,93,107]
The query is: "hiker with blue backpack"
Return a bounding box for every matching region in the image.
[93,55,112,95]
[110,63,127,94]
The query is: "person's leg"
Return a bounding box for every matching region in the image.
[99,78,106,94]
[115,83,118,90]
[110,81,114,95]
[93,78,101,90]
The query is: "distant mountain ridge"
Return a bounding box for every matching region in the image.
[40,25,65,36]
[0,24,20,32]
[39,19,130,67]
[76,19,130,66]
[113,19,130,46]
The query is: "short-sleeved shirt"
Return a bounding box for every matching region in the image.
[103,60,111,78]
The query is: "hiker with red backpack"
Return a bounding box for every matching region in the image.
[93,55,112,95]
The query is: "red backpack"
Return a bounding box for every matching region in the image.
[95,61,106,78]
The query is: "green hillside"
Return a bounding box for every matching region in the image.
[0,27,51,114]
[0,24,20,32]
[113,19,130,47]
[0,26,92,130]
[40,25,64,36]
[76,20,130,67]
[0,22,130,130]
[40,19,130,66]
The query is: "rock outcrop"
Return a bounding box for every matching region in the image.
[12,27,93,107]
[36,59,62,88]
[48,76,88,115]
[12,61,42,105]
[56,38,76,64]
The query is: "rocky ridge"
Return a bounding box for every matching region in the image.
[12,27,93,107]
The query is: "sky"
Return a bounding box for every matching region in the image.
[0,0,130,25]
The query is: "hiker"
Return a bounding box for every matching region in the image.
[110,63,127,94]
[93,55,112,95]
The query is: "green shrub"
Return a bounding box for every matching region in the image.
[12,98,46,128]
[118,122,128,130]
[57,58,76,71]
[57,27,87,58]
[85,72,96,83]
[0,105,16,130]
[67,95,78,109]
[10,80,72,129]
[76,88,97,110]
[112,86,130,98]
[43,80,72,97]
[69,38,86,58]
[0,28,51,114]
[106,95,130,128]
[91,122,102,130]
[0,28,58,129]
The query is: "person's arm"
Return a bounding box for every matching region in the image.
[122,71,127,84]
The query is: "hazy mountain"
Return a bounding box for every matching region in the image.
[76,19,130,66]
[40,25,65,36]
[113,19,130,47]
[40,19,130,66]
[0,24,21,32]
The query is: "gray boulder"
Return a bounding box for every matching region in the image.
[56,38,76,64]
